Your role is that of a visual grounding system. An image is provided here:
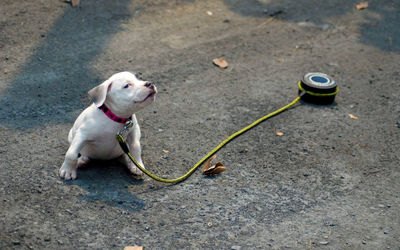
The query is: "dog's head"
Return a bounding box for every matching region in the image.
[88,72,157,116]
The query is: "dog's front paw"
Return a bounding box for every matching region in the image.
[59,163,78,180]
[128,164,144,177]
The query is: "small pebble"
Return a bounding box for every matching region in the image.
[239,148,249,153]
[319,241,329,245]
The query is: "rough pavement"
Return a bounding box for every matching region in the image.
[1,0,399,249]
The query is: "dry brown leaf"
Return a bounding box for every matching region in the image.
[203,155,227,175]
[257,17,275,28]
[356,1,368,10]
[212,57,228,69]
[71,0,80,7]
[202,155,217,172]
[204,162,227,175]
[275,131,284,136]
[348,114,359,120]
[124,247,143,250]
[162,149,169,153]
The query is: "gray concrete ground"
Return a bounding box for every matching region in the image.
[1,0,399,249]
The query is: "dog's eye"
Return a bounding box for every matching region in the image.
[123,84,130,89]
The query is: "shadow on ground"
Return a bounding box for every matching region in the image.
[225,0,400,52]
[0,0,398,129]
[68,161,145,211]
[0,0,133,129]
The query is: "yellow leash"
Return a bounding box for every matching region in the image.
[297,81,339,97]
[116,81,338,184]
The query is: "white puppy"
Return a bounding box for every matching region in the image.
[59,72,157,180]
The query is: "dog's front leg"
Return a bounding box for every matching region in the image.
[59,133,87,180]
[120,117,145,176]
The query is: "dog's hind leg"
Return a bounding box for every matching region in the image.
[77,154,90,168]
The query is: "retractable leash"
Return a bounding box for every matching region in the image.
[117,72,338,184]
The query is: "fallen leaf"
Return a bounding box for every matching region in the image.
[202,155,216,172]
[212,57,228,69]
[365,169,384,176]
[277,58,284,63]
[204,162,227,175]
[257,17,275,28]
[348,114,359,120]
[356,2,368,10]
[124,247,143,250]
[71,0,80,7]
[202,155,227,175]
[162,149,169,153]
[275,131,284,136]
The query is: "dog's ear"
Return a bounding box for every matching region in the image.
[88,80,112,107]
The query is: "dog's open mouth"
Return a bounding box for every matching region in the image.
[139,90,156,103]
[146,90,156,99]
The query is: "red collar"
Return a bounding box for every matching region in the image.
[98,104,131,124]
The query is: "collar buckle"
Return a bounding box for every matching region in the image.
[117,120,134,137]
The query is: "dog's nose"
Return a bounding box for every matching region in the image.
[144,82,155,90]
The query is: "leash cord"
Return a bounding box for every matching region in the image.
[117,82,338,184]
[117,95,302,183]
